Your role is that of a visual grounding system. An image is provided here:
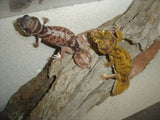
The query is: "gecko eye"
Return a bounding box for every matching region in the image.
[23,15,30,21]
[20,22,26,28]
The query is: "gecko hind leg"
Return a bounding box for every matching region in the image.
[100,73,120,80]
[101,73,129,95]
[53,46,74,60]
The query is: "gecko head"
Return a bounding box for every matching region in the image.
[16,15,42,35]
[90,30,117,54]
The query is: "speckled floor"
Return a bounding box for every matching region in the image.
[0,0,160,120]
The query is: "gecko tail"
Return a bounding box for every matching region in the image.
[111,79,130,96]
[73,49,91,69]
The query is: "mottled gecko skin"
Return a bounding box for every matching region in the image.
[90,27,132,95]
[16,15,91,68]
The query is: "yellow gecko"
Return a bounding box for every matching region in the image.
[90,26,132,95]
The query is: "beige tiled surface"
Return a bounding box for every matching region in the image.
[0,0,160,120]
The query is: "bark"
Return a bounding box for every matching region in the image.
[0,60,56,120]
[1,0,160,120]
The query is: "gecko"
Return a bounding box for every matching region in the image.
[16,15,91,68]
[89,26,132,95]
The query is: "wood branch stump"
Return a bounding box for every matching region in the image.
[1,0,160,120]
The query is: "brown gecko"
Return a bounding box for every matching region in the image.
[16,15,91,68]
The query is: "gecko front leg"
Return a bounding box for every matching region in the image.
[33,36,41,47]
[104,55,114,67]
[42,17,49,25]
[113,25,123,43]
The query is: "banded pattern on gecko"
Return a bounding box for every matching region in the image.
[89,26,132,95]
[16,15,91,68]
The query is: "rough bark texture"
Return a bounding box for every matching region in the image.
[1,0,160,120]
[0,59,56,120]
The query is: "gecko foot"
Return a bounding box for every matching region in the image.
[52,53,62,60]
[100,73,108,80]
[113,24,121,31]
